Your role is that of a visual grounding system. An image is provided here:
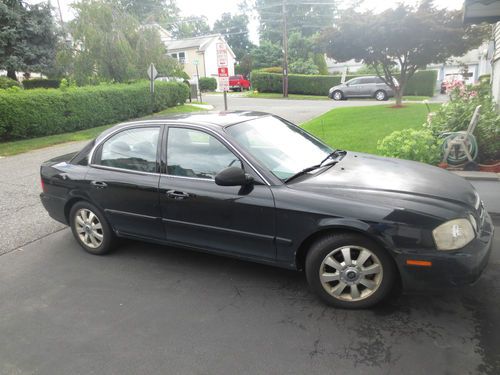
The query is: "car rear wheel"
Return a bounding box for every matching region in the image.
[332,90,344,100]
[375,90,388,101]
[305,233,396,309]
[70,201,115,255]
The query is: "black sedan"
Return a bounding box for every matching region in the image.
[40,111,495,308]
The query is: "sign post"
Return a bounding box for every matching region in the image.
[147,63,158,112]
[216,43,229,110]
[193,59,201,103]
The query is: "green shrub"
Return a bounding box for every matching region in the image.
[424,80,500,162]
[199,77,217,92]
[250,70,437,96]
[0,81,189,141]
[23,79,61,89]
[403,70,437,97]
[377,129,442,164]
[0,77,22,89]
[260,66,283,74]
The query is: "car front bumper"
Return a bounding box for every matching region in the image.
[397,211,495,291]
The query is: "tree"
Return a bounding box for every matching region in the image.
[250,40,282,70]
[116,0,179,23]
[70,0,182,84]
[256,0,335,43]
[213,12,254,60]
[0,0,58,80]
[319,1,488,106]
[171,16,211,38]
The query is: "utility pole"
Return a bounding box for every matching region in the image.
[282,0,289,98]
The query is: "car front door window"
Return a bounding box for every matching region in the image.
[167,127,242,179]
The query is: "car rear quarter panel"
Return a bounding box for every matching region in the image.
[41,162,90,223]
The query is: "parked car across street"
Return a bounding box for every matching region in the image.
[328,76,398,101]
[40,111,494,309]
[229,75,251,91]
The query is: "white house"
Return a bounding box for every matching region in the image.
[427,43,492,86]
[325,58,363,74]
[463,0,500,108]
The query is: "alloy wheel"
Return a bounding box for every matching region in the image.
[376,91,386,101]
[319,245,383,301]
[333,91,342,100]
[75,208,104,249]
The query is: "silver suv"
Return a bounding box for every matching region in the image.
[328,76,396,101]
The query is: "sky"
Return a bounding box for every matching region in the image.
[30,0,465,44]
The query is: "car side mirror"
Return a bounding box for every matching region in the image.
[345,82,350,86]
[215,167,254,186]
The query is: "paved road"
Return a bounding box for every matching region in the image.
[203,94,387,123]
[0,222,498,375]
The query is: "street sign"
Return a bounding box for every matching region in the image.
[219,76,229,91]
[218,67,229,77]
[147,63,158,80]
[216,43,228,67]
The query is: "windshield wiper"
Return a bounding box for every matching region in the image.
[283,150,346,184]
[284,161,337,184]
[319,149,346,166]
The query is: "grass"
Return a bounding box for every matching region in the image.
[301,103,441,155]
[245,92,432,101]
[0,104,208,157]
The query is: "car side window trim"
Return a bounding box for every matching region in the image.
[89,125,161,175]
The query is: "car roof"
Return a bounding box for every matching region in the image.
[96,111,272,141]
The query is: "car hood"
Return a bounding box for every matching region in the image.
[290,152,478,212]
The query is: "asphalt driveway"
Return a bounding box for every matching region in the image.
[0,222,498,375]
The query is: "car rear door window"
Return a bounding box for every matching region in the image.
[94,127,160,173]
[166,127,241,179]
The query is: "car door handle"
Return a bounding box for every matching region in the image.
[166,190,191,199]
[90,181,108,189]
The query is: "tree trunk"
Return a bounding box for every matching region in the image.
[6,68,17,81]
[394,88,403,107]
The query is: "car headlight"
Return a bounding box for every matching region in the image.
[432,218,475,251]
[329,87,334,93]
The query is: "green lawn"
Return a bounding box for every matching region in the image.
[245,92,432,101]
[0,104,207,157]
[301,103,441,155]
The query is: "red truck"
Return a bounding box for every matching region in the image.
[229,75,251,91]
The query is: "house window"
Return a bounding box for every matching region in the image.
[170,52,187,64]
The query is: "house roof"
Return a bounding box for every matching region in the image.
[463,0,500,24]
[164,34,236,58]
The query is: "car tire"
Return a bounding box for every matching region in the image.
[69,201,115,255]
[375,90,388,101]
[332,90,344,101]
[305,232,396,309]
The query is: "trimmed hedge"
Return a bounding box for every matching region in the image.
[0,81,189,141]
[199,77,217,92]
[23,79,61,89]
[250,70,437,96]
[0,77,22,89]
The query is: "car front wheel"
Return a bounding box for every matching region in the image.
[305,233,396,309]
[70,201,115,255]
[331,90,344,100]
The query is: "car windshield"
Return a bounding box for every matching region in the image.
[226,116,333,180]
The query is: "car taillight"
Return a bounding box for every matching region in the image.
[41,178,45,192]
